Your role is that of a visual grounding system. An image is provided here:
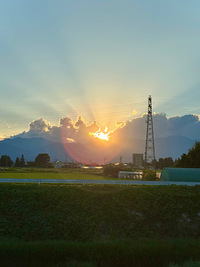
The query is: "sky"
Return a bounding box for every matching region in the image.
[1,0,200,139]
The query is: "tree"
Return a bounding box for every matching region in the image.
[20,154,25,167]
[35,153,50,167]
[0,155,13,167]
[175,153,189,168]
[152,157,174,170]
[176,141,200,168]
[15,157,20,167]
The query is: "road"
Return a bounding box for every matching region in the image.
[0,178,200,186]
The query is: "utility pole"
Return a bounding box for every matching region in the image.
[145,95,155,168]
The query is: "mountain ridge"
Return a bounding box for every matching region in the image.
[0,135,197,163]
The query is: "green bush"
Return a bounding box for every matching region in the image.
[143,170,157,181]
[103,164,122,178]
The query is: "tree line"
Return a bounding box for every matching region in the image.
[175,141,200,168]
[153,141,200,168]
[0,153,51,167]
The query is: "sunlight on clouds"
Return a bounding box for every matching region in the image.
[132,109,137,116]
[66,138,75,143]
[89,127,111,141]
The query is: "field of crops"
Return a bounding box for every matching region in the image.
[1,183,200,266]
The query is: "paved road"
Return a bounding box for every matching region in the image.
[0,178,200,186]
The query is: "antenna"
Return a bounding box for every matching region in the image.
[145,95,155,168]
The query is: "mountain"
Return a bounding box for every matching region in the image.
[113,135,197,162]
[155,135,196,159]
[0,135,197,163]
[0,137,68,162]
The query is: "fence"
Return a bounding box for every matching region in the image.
[1,178,200,186]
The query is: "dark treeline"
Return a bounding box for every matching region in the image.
[0,153,51,168]
[175,141,200,168]
[14,154,25,167]
[152,157,174,170]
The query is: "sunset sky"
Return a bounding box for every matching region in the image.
[1,1,200,139]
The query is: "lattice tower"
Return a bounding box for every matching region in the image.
[144,95,155,167]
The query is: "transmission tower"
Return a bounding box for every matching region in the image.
[145,95,155,168]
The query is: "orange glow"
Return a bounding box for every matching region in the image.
[89,127,110,141]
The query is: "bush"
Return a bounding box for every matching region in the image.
[143,170,157,181]
[103,164,123,178]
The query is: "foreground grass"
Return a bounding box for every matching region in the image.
[1,184,200,241]
[1,184,200,266]
[1,238,200,267]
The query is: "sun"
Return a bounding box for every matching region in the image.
[89,127,110,141]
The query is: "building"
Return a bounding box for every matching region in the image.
[118,171,143,179]
[133,154,143,168]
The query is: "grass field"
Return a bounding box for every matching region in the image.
[0,167,106,180]
[1,183,200,266]
[1,238,200,267]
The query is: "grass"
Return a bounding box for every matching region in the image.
[1,238,200,266]
[1,183,200,266]
[0,167,103,174]
[0,167,106,180]
[1,184,200,241]
[0,172,104,180]
[169,261,200,267]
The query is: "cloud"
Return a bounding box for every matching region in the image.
[59,117,73,128]
[112,113,200,141]
[167,114,200,139]
[75,116,86,128]
[11,114,200,146]
[115,121,125,128]
[29,118,52,132]
[12,116,100,144]
[132,109,137,115]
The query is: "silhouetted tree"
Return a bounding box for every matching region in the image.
[176,141,200,168]
[152,157,174,170]
[20,154,25,167]
[35,153,50,167]
[0,155,13,167]
[187,141,200,167]
[15,157,20,167]
[176,153,189,168]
